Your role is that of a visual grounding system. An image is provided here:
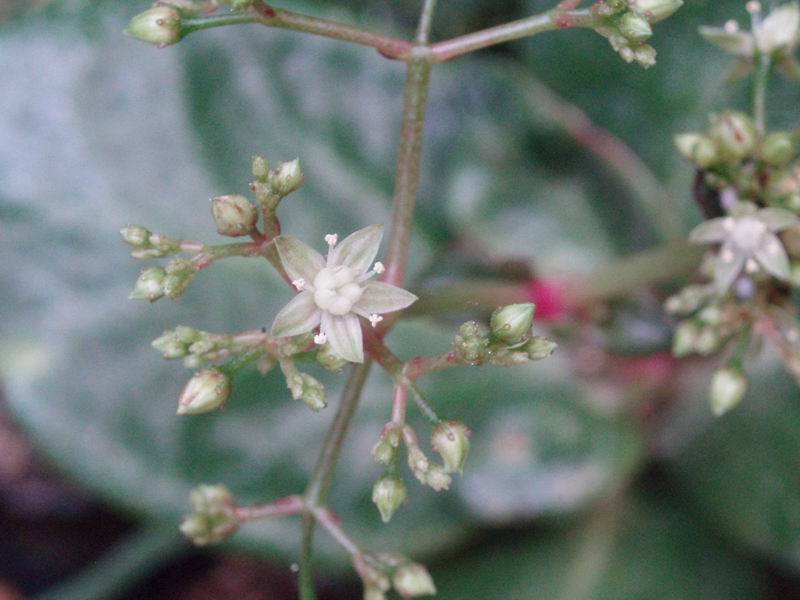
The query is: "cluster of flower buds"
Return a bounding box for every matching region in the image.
[249,155,304,212]
[701,2,800,83]
[452,304,557,368]
[279,358,326,412]
[591,0,684,68]
[128,258,197,302]
[120,225,181,259]
[370,420,471,522]
[180,484,240,545]
[667,293,741,358]
[354,553,436,600]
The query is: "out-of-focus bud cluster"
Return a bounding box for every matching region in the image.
[355,553,436,600]
[153,326,271,368]
[180,484,240,545]
[591,0,683,68]
[665,289,742,358]
[452,304,556,368]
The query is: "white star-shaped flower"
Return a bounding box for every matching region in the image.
[689,203,799,293]
[270,225,417,363]
[700,2,800,81]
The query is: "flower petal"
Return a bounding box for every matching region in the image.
[755,232,792,281]
[354,282,418,315]
[329,224,383,274]
[699,26,754,56]
[271,292,321,337]
[755,2,800,54]
[321,312,363,363]
[274,235,325,283]
[689,217,730,244]
[758,208,800,232]
[714,241,745,293]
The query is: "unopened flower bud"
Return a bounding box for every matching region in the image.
[525,336,557,360]
[695,326,722,355]
[271,158,304,196]
[675,133,718,168]
[152,332,188,359]
[252,155,270,182]
[125,6,184,47]
[710,111,757,162]
[129,266,166,301]
[364,586,387,600]
[762,132,797,167]
[211,194,258,237]
[179,484,239,546]
[300,374,326,411]
[634,44,657,68]
[177,369,231,415]
[393,563,436,598]
[628,0,683,23]
[672,321,699,357]
[618,12,653,42]
[317,343,349,371]
[709,367,747,416]
[372,476,406,523]
[431,421,471,475]
[490,303,535,344]
[120,225,151,247]
[454,321,489,364]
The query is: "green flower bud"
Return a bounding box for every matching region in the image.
[762,132,797,167]
[629,0,683,23]
[177,369,231,415]
[211,194,258,237]
[251,155,270,183]
[371,425,401,466]
[129,266,166,301]
[152,331,188,359]
[709,367,747,416]
[634,44,657,68]
[525,336,557,360]
[125,6,184,47]
[674,133,718,168]
[695,326,722,355]
[300,374,326,411]
[371,476,406,523]
[317,343,349,371]
[490,303,535,344]
[431,421,471,475]
[453,321,489,364]
[710,111,757,162]
[392,563,437,598]
[618,12,653,42]
[179,484,239,546]
[672,321,699,358]
[175,325,201,343]
[271,158,304,196]
[163,258,196,299]
[120,224,151,247]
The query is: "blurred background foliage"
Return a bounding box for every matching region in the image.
[1,0,799,598]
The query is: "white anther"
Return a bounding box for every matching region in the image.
[324,233,338,247]
[745,258,759,273]
[314,332,328,345]
[369,314,384,328]
[746,1,761,15]
[373,261,386,274]
[292,278,306,291]
[720,248,736,263]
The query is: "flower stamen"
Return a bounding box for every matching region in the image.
[314,332,328,345]
[292,278,306,291]
[369,314,384,328]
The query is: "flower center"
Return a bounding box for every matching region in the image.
[312,266,363,315]
[731,217,767,254]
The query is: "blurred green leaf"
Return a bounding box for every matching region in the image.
[433,489,767,599]
[671,360,800,570]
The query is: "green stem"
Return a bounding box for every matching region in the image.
[299,360,373,600]
[753,53,772,135]
[430,8,596,63]
[729,322,753,371]
[182,6,413,58]
[34,527,186,600]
